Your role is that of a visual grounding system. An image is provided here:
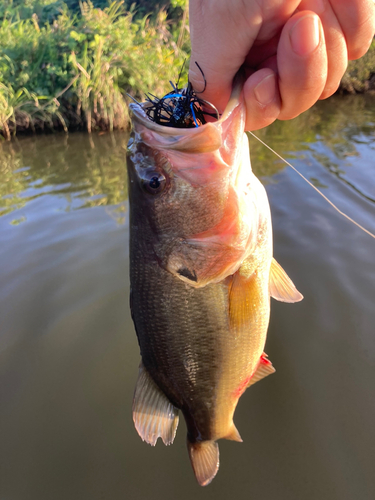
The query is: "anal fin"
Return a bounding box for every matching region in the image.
[269,258,303,303]
[225,423,243,443]
[248,353,276,387]
[133,362,179,446]
[187,440,219,487]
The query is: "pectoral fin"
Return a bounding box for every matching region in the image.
[133,362,179,446]
[269,258,303,303]
[228,267,259,332]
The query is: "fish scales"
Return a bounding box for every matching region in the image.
[127,72,303,486]
[131,257,230,439]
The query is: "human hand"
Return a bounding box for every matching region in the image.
[188,0,375,130]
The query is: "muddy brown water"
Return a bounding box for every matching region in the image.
[1,95,374,500]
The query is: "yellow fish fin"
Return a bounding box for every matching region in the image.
[225,423,243,442]
[133,362,179,446]
[269,258,303,303]
[228,267,259,332]
[247,353,276,387]
[187,439,219,487]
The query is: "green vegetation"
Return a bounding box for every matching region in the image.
[0,0,189,139]
[340,39,375,94]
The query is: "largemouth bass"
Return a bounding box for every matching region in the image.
[126,74,303,486]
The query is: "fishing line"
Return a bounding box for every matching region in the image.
[248,131,375,239]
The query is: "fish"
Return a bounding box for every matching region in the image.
[126,72,303,486]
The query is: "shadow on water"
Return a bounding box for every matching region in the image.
[0,96,374,500]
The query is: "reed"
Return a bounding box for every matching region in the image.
[0,0,189,139]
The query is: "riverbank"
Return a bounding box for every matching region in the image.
[339,39,375,94]
[0,0,189,139]
[0,1,374,140]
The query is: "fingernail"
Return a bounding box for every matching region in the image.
[290,15,320,56]
[306,0,325,14]
[254,74,276,106]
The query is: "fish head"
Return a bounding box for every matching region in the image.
[127,74,261,287]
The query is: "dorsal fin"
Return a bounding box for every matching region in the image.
[247,353,276,387]
[133,362,179,446]
[187,440,220,487]
[269,258,303,303]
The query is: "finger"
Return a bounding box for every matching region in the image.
[243,68,281,131]
[188,0,301,114]
[330,0,375,60]
[297,0,348,99]
[188,0,260,114]
[277,11,328,120]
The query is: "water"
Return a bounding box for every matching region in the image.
[0,95,374,500]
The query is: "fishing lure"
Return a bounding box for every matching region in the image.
[132,62,219,129]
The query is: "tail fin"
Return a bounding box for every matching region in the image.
[187,439,219,486]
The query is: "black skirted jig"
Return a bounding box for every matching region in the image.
[130,62,220,129]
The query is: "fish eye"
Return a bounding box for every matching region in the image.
[142,171,167,195]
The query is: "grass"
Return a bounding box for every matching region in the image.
[0,0,189,139]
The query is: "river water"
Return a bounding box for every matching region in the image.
[0,95,374,500]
